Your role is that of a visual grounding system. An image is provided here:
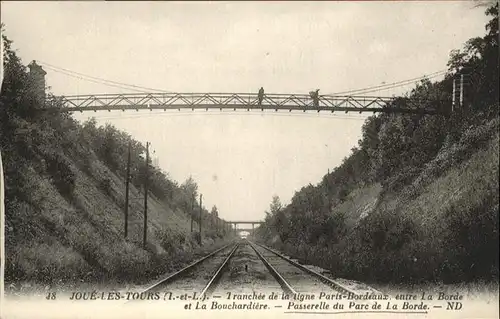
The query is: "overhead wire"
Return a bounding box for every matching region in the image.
[42,65,148,93]
[336,73,447,96]
[37,60,173,93]
[328,69,448,95]
[39,60,448,98]
[330,69,447,95]
[351,71,447,95]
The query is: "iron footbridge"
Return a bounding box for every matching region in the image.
[43,92,450,115]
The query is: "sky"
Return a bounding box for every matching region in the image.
[1,1,490,223]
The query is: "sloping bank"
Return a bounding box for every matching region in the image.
[2,115,232,293]
[259,118,499,284]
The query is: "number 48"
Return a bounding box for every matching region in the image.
[46,292,56,300]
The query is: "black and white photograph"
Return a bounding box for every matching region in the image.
[0,1,498,318]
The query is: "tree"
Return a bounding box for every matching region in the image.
[1,26,37,119]
[181,176,198,199]
[210,205,219,218]
[269,195,282,215]
[446,2,498,115]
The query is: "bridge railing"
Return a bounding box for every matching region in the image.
[44,92,450,115]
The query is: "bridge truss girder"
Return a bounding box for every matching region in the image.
[44,92,450,115]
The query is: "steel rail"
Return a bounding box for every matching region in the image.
[137,242,234,294]
[198,242,241,300]
[251,241,384,296]
[247,240,297,296]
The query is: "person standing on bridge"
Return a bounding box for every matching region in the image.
[258,87,265,106]
[309,89,320,108]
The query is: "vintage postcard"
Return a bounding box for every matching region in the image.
[0,1,498,318]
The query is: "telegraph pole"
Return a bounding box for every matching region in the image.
[460,74,464,108]
[451,78,457,112]
[198,194,203,245]
[190,193,195,232]
[453,71,469,112]
[124,141,131,238]
[143,142,149,249]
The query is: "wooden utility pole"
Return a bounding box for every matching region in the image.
[452,77,457,112]
[124,141,131,238]
[460,74,464,108]
[143,142,149,249]
[198,194,203,244]
[452,71,469,112]
[190,193,195,232]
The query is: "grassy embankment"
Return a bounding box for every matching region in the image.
[1,94,233,293]
[6,142,230,292]
[261,118,499,289]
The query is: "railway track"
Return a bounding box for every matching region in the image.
[249,241,384,296]
[134,239,383,301]
[135,242,239,298]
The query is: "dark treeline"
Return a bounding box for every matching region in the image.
[1,24,230,283]
[256,4,499,284]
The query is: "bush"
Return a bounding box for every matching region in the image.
[82,155,94,176]
[384,166,421,194]
[193,232,201,245]
[442,194,499,282]
[46,153,76,199]
[99,177,112,197]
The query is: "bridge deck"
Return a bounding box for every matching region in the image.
[43,92,450,115]
[228,221,263,224]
